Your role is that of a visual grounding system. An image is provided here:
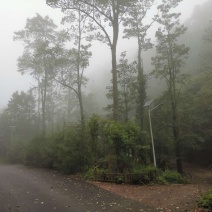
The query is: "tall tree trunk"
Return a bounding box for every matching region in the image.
[67,77,72,122]
[41,57,48,137]
[37,83,41,134]
[111,46,119,121]
[137,42,146,128]
[41,75,47,136]
[75,8,86,170]
[41,87,46,136]
[123,83,129,123]
[78,85,85,133]
[172,101,183,174]
[111,1,119,121]
[50,80,54,136]
[168,35,183,173]
[77,9,85,135]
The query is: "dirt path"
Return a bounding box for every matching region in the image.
[0,165,153,212]
[91,182,210,211]
[89,168,212,211]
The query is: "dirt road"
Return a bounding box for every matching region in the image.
[0,165,153,212]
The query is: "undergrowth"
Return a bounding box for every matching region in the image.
[198,189,212,210]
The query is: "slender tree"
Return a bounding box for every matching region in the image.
[2,90,37,139]
[105,52,137,121]
[151,0,189,173]
[51,8,92,134]
[123,0,156,127]
[47,0,138,121]
[117,52,137,122]
[201,19,212,72]
[14,14,62,136]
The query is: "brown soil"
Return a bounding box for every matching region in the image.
[89,166,212,211]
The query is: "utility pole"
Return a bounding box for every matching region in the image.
[144,100,163,167]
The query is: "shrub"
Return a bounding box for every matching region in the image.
[198,189,212,210]
[24,136,46,167]
[84,167,95,180]
[49,126,91,174]
[158,170,187,184]
[132,165,161,184]
[6,138,25,164]
[115,175,124,184]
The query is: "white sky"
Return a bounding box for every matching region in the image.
[0,0,209,109]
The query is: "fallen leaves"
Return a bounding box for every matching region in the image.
[91,181,211,211]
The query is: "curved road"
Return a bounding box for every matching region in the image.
[0,165,153,212]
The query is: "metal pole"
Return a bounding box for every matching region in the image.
[148,106,156,167]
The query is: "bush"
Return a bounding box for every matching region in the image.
[24,136,46,167]
[198,189,212,210]
[84,167,95,180]
[158,170,187,184]
[115,175,124,184]
[6,138,25,164]
[132,166,161,184]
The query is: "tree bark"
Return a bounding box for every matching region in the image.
[137,42,146,128]
[111,1,119,121]
[41,63,48,137]
[168,35,183,174]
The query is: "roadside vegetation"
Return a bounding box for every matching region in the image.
[198,189,212,211]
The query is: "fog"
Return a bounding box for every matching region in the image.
[0,0,63,109]
[0,0,212,187]
[0,0,209,109]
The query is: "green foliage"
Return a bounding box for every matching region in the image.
[2,90,37,140]
[6,138,25,164]
[87,114,101,160]
[132,165,161,184]
[85,167,111,181]
[14,14,59,76]
[14,14,65,136]
[115,175,124,184]
[22,123,91,174]
[102,120,150,171]
[24,136,47,167]
[178,71,212,165]
[87,117,151,173]
[51,127,91,174]
[84,167,95,180]
[106,52,138,121]
[21,117,132,175]
[198,189,212,210]
[123,0,155,40]
[151,0,189,174]
[158,170,187,185]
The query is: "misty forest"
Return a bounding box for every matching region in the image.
[0,0,211,180]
